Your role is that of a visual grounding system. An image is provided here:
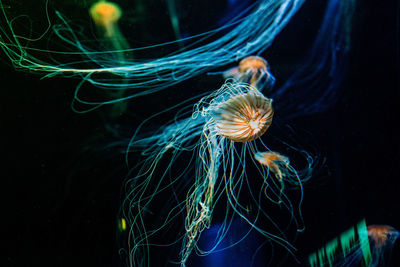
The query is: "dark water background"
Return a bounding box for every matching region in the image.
[1,0,399,266]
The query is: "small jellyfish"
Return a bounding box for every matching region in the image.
[213,89,274,142]
[90,0,121,38]
[89,0,130,117]
[0,0,355,109]
[367,225,399,267]
[254,151,298,205]
[89,0,130,54]
[224,56,275,89]
[117,217,127,232]
[254,151,289,179]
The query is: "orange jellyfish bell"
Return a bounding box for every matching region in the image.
[214,90,274,142]
[239,56,270,86]
[89,1,122,37]
[367,225,399,248]
[238,56,268,74]
[223,56,271,89]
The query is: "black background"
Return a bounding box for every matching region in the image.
[1,0,399,266]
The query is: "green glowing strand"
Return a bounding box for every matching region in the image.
[309,252,317,267]
[308,219,372,267]
[340,225,357,257]
[325,238,339,266]
[357,219,371,266]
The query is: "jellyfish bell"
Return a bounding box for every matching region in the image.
[239,56,269,79]
[89,0,122,38]
[367,225,400,248]
[213,89,274,142]
[121,81,311,266]
[223,56,275,90]
[89,0,131,118]
[89,0,129,54]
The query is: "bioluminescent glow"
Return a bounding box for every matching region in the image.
[88,0,131,117]
[309,220,399,267]
[0,1,359,266]
[120,80,313,266]
[90,1,122,39]
[0,0,307,110]
[89,0,129,59]
[0,0,356,118]
[271,0,356,119]
[309,219,372,267]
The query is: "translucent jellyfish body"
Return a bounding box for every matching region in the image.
[89,1,131,116]
[368,225,399,267]
[254,151,289,179]
[90,1,122,38]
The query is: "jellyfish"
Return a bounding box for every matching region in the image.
[367,225,399,267]
[0,0,356,115]
[120,80,313,266]
[0,0,311,110]
[0,1,356,266]
[254,151,289,180]
[89,0,128,48]
[213,88,274,142]
[89,0,131,117]
[223,56,275,90]
[254,151,293,201]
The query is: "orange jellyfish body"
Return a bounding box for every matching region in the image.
[224,56,270,88]
[214,90,274,142]
[254,151,289,179]
[367,225,399,248]
[238,56,268,74]
[89,1,122,37]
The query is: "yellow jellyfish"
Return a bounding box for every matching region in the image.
[90,0,121,37]
[89,0,130,117]
[213,90,274,142]
[89,0,130,55]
